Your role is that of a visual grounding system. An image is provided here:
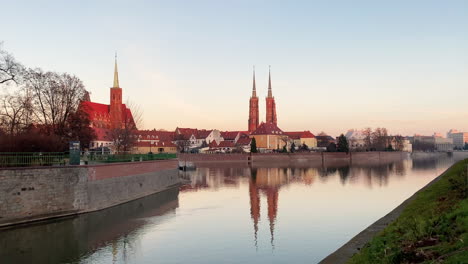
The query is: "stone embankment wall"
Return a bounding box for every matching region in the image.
[179,152,408,166]
[0,160,179,228]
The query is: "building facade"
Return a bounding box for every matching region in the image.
[284,131,317,148]
[250,122,287,151]
[447,129,468,149]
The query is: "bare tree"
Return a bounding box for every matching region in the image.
[0,90,32,135]
[393,135,404,151]
[0,43,24,85]
[111,100,142,152]
[25,69,86,135]
[363,127,372,150]
[371,127,389,151]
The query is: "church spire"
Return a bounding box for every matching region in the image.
[113,52,120,88]
[267,65,272,97]
[252,66,257,97]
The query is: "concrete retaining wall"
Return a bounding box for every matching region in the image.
[0,160,179,227]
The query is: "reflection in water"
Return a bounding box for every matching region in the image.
[1,153,466,264]
[0,188,179,264]
[249,168,284,250]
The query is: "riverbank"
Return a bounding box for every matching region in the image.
[321,159,468,264]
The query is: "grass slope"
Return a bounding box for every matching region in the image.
[348,159,468,264]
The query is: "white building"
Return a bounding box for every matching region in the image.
[447,129,468,149]
[434,137,454,151]
[345,129,367,150]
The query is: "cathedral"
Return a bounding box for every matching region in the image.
[81,56,135,130]
[248,67,278,133]
[81,56,135,148]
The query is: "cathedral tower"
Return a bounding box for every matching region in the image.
[248,67,259,133]
[110,54,123,129]
[265,66,277,125]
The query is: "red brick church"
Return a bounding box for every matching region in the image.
[81,56,135,148]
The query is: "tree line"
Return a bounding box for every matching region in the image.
[0,43,94,151]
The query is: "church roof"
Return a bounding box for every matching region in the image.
[251,122,284,135]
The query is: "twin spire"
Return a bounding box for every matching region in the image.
[251,66,273,97]
[113,52,120,88]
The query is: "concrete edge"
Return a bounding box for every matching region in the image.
[0,183,182,230]
[319,165,455,264]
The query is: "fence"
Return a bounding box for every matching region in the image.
[0,152,177,168]
[0,152,67,167]
[85,152,176,163]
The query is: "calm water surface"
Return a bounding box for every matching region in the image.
[1,154,465,264]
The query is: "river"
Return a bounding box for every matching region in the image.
[0,153,465,264]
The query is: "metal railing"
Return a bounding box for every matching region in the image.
[85,152,176,163]
[0,152,67,167]
[0,152,177,167]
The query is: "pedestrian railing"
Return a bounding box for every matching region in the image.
[85,152,176,163]
[0,152,177,168]
[0,152,67,167]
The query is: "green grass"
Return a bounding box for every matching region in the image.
[348,159,468,264]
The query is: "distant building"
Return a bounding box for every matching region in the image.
[220,131,248,143]
[236,136,252,152]
[315,132,336,148]
[447,129,468,149]
[175,127,223,150]
[434,137,454,151]
[344,129,367,150]
[414,135,453,151]
[283,131,317,148]
[250,122,288,151]
[136,130,175,144]
[134,141,177,154]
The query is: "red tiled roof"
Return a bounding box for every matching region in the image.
[218,141,235,148]
[208,141,218,148]
[81,101,134,127]
[251,122,284,135]
[284,131,316,139]
[196,129,212,139]
[236,137,252,146]
[176,128,198,136]
[221,131,240,140]
[137,130,175,141]
[81,101,109,115]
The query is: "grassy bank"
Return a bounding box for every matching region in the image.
[348,159,468,264]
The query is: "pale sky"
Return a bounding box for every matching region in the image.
[2,0,467,137]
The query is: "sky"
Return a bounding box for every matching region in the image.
[1,0,467,137]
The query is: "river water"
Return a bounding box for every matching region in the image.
[0,153,465,264]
